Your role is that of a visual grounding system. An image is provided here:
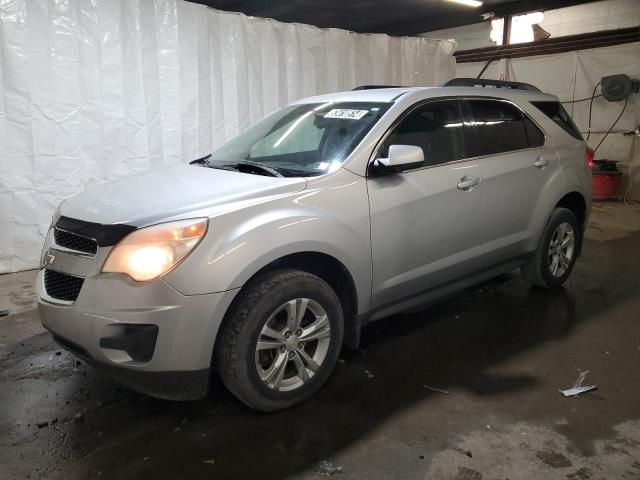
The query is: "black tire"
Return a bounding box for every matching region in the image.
[215,269,344,412]
[522,207,580,289]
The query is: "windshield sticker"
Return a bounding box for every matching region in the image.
[324,109,369,120]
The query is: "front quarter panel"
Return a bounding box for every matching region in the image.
[163,169,372,314]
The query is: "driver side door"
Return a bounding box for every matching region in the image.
[367,99,486,311]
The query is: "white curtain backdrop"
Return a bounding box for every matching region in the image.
[0,0,456,273]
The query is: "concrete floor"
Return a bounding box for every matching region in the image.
[1,203,640,480]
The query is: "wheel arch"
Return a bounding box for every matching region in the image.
[555,191,587,230]
[213,251,362,366]
[555,191,587,256]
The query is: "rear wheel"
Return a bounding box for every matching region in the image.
[522,207,580,288]
[216,269,343,412]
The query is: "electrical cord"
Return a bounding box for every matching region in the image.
[586,82,601,142]
[561,94,603,103]
[593,96,629,153]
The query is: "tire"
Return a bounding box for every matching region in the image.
[215,269,344,412]
[522,207,580,289]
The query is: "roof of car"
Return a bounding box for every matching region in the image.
[293,86,558,105]
[292,87,416,104]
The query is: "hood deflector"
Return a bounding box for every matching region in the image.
[56,216,136,247]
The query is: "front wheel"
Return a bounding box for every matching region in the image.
[215,269,344,412]
[522,207,580,289]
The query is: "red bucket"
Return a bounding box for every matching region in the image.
[592,172,622,200]
[591,159,622,200]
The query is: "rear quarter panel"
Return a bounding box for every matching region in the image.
[521,102,592,247]
[556,139,593,218]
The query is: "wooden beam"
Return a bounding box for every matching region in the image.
[455,27,640,63]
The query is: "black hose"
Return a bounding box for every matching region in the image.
[594,96,629,153]
[586,82,601,142]
[561,94,603,103]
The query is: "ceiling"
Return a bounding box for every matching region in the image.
[187,0,599,36]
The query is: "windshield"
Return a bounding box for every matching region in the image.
[209,101,391,177]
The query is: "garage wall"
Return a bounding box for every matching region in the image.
[419,22,493,51]
[539,0,640,37]
[456,42,640,200]
[420,0,640,49]
[0,0,456,274]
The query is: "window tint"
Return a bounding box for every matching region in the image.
[464,100,529,156]
[524,116,545,147]
[381,100,466,167]
[530,101,583,140]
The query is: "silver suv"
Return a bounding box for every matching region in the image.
[38,79,592,411]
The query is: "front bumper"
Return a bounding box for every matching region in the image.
[51,332,211,400]
[37,228,239,400]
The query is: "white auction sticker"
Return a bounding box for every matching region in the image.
[324,109,369,120]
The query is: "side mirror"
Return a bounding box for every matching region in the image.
[377,144,424,169]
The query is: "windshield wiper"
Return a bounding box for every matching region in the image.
[189,154,213,166]
[191,156,284,177]
[215,160,284,177]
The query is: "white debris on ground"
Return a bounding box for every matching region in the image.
[422,385,450,394]
[318,460,344,475]
[560,370,597,397]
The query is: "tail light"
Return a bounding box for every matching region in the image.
[586,147,594,168]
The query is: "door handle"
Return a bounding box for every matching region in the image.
[534,156,550,168]
[457,175,480,191]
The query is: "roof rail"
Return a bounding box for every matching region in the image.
[352,85,405,90]
[442,77,541,92]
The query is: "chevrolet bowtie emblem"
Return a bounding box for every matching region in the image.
[43,251,56,267]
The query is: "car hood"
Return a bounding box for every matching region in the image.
[59,165,308,226]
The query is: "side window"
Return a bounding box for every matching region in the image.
[524,116,545,147]
[530,101,583,140]
[381,100,466,168]
[464,100,529,156]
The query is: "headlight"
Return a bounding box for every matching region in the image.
[102,218,208,282]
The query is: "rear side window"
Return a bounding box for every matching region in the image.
[381,99,466,167]
[464,100,529,156]
[530,101,583,140]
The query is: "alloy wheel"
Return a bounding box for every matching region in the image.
[254,298,331,391]
[548,222,575,277]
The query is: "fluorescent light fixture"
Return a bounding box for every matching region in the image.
[445,0,483,7]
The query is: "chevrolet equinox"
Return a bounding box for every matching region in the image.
[38,79,592,411]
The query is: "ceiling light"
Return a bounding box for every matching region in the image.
[445,0,483,7]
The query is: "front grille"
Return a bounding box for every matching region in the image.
[54,228,97,255]
[44,270,84,302]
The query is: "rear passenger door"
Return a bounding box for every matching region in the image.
[462,98,558,263]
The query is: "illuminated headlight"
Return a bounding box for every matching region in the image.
[102,218,208,282]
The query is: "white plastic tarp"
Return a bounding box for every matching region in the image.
[456,42,640,200]
[0,0,456,273]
